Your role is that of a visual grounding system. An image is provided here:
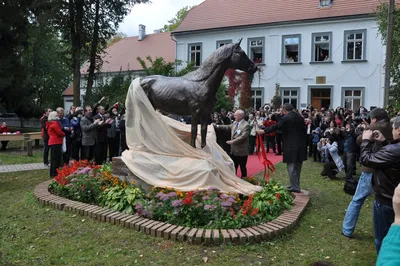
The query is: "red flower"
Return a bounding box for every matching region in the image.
[251,208,259,216]
[275,193,281,200]
[183,197,192,205]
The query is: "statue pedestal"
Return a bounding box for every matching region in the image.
[112,157,152,191]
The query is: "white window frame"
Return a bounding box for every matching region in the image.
[216,40,232,49]
[188,43,202,67]
[248,37,265,64]
[282,34,302,64]
[251,87,264,110]
[342,87,364,111]
[343,30,367,61]
[311,32,332,62]
[280,88,300,109]
[319,0,332,7]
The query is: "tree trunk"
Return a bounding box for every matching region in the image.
[85,0,101,103]
[70,0,84,107]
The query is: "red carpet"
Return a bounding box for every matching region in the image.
[236,153,283,177]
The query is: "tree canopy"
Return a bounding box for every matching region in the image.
[159,6,194,32]
[376,3,400,107]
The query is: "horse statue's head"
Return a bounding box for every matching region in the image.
[222,38,258,74]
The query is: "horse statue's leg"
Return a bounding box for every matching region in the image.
[190,116,198,148]
[200,115,208,148]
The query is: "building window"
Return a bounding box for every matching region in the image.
[248,37,265,64]
[216,40,232,49]
[344,30,366,61]
[312,32,332,62]
[188,43,202,67]
[320,0,332,7]
[282,35,301,63]
[343,88,363,111]
[251,88,263,110]
[281,88,299,109]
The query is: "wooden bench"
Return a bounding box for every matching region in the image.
[0,132,42,155]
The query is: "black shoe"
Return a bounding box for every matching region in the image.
[286,186,292,189]
[275,153,282,155]
[289,189,301,193]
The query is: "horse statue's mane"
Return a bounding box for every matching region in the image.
[183,43,236,82]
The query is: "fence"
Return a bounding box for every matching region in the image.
[1,117,41,129]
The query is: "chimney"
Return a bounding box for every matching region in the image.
[138,24,146,41]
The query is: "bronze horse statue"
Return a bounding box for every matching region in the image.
[140,39,258,149]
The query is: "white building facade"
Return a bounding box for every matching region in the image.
[173,17,385,111]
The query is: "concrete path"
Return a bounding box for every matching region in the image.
[0,163,47,173]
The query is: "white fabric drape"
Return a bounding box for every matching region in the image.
[121,78,262,195]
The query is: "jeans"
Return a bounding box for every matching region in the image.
[373,200,394,254]
[342,172,372,237]
[287,162,302,191]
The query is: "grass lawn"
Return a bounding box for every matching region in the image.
[0,140,44,165]
[0,160,377,266]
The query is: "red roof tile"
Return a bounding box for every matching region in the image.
[63,84,73,96]
[174,0,381,33]
[80,31,175,74]
[63,32,175,96]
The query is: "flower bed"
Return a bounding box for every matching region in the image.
[48,161,294,230]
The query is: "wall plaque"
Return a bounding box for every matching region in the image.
[316,76,326,84]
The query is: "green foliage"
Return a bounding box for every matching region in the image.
[88,72,132,107]
[159,6,194,32]
[100,185,144,214]
[137,56,195,77]
[376,3,400,105]
[214,83,233,112]
[107,32,127,47]
[49,174,102,204]
[271,83,282,109]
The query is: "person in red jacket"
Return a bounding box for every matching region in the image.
[46,111,65,178]
[263,115,277,153]
[0,121,11,150]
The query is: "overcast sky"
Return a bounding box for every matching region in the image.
[118,0,205,37]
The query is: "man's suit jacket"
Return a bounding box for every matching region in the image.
[219,120,250,156]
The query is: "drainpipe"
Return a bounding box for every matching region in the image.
[171,34,178,73]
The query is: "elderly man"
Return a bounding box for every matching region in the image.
[257,103,307,192]
[214,109,250,178]
[360,116,400,253]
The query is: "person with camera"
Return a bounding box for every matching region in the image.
[319,137,344,179]
[376,184,400,265]
[80,105,103,161]
[359,116,400,253]
[342,108,393,239]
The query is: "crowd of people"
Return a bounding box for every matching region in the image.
[40,97,127,178]
[210,103,400,256]
[37,98,400,257]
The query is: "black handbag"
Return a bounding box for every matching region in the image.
[344,178,358,196]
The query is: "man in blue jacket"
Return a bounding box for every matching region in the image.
[57,107,72,164]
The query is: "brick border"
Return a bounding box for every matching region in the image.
[34,180,309,246]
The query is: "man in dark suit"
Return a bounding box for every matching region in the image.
[214,109,250,178]
[257,103,307,192]
[93,105,112,165]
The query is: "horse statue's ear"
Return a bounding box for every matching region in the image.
[234,38,243,49]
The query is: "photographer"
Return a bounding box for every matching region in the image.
[359,116,400,253]
[320,137,344,179]
[342,108,393,239]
